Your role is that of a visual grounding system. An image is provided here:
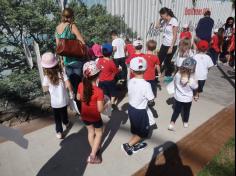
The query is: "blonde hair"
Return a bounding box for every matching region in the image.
[61,8,74,23]
[179,39,191,57]
[179,67,191,79]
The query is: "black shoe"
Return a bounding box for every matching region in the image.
[111,104,118,111]
[121,143,133,156]
[133,142,147,153]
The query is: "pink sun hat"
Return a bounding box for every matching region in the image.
[92,44,103,58]
[41,52,58,68]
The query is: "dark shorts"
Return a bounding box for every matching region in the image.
[98,80,117,97]
[83,119,103,128]
[147,80,157,97]
[198,80,206,93]
[128,105,150,138]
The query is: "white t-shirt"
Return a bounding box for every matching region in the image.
[175,50,194,67]
[43,72,69,108]
[174,72,198,103]
[112,38,125,59]
[128,78,154,109]
[194,53,214,80]
[163,17,179,46]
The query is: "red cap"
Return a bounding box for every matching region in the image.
[197,40,209,51]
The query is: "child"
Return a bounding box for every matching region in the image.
[175,38,194,70]
[126,40,145,64]
[122,57,155,156]
[125,37,135,57]
[97,43,119,109]
[180,24,192,40]
[226,28,235,68]
[168,57,198,131]
[194,40,214,99]
[126,40,145,79]
[144,40,161,97]
[209,28,224,65]
[92,43,103,59]
[77,61,105,164]
[41,52,74,139]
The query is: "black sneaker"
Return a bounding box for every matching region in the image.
[121,143,133,156]
[111,104,118,111]
[133,142,147,153]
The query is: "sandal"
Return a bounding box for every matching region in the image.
[194,96,199,101]
[87,155,102,164]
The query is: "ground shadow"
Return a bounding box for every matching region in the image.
[100,103,129,154]
[36,127,90,176]
[145,141,193,176]
[115,86,128,106]
[217,65,235,88]
[0,124,28,149]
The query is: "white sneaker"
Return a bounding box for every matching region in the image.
[168,124,175,131]
[183,123,189,128]
[56,133,62,139]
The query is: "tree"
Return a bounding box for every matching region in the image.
[0,0,135,73]
[67,2,135,44]
[0,0,61,72]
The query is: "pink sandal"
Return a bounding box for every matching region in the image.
[87,155,102,164]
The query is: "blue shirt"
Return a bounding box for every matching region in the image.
[196,17,214,42]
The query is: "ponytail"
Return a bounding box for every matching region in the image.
[167,9,175,18]
[82,77,93,105]
[82,73,99,105]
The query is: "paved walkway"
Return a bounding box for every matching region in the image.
[0,67,234,176]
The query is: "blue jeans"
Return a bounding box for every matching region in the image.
[65,61,84,94]
[209,48,219,65]
[65,61,84,112]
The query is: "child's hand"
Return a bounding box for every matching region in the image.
[167,47,173,54]
[194,96,199,102]
[69,92,75,100]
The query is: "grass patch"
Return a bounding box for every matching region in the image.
[198,137,235,176]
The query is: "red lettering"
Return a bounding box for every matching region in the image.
[184,7,211,16]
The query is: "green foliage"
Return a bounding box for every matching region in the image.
[0,69,43,101]
[198,137,235,176]
[68,2,135,44]
[0,0,135,72]
[0,0,135,101]
[0,0,61,73]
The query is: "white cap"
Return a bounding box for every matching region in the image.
[214,28,219,33]
[183,24,189,28]
[130,57,147,72]
[133,40,143,47]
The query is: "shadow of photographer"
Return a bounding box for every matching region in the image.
[145,141,193,176]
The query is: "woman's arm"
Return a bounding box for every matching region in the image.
[72,24,85,44]
[168,26,178,54]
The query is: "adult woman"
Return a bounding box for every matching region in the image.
[220,17,235,61]
[55,8,85,95]
[156,7,179,83]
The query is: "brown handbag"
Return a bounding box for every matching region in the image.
[56,39,87,58]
